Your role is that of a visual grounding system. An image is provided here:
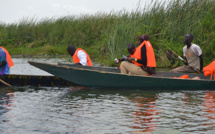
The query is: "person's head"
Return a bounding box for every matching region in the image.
[184,34,193,45]
[137,34,149,46]
[127,43,136,55]
[67,45,76,56]
[137,35,144,46]
[142,34,149,41]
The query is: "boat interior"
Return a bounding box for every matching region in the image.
[58,63,212,80]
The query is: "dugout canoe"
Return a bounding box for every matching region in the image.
[28,61,215,90]
[0,74,73,87]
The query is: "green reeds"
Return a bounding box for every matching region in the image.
[0,0,214,67]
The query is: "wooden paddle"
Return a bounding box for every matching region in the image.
[169,49,201,74]
[0,79,12,87]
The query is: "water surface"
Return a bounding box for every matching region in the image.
[0,58,215,134]
[1,87,215,134]
[10,58,69,75]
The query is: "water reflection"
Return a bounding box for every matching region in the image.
[0,87,15,134]
[0,88,14,113]
[131,95,159,132]
[1,86,215,133]
[202,91,215,129]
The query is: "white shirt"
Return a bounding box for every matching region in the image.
[183,44,202,57]
[183,44,202,70]
[77,50,88,66]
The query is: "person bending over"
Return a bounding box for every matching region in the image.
[67,45,92,66]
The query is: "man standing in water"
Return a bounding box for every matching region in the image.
[67,45,92,66]
[171,34,203,73]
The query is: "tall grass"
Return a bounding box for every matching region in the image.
[0,0,214,67]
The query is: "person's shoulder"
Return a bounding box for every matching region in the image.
[0,48,6,53]
[191,44,202,55]
[78,49,85,53]
[191,43,202,50]
[77,49,86,55]
[192,43,200,48]
[183,45,187,50]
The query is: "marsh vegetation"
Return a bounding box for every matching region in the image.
[0,0,214,67]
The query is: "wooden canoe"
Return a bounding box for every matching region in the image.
[0,74,73,87]
[29,61,215,90]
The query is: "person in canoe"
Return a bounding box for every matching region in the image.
[67,45,92,66]
[170,34,203,73]
[120,34,156,76]
[0,46,14,75]
[115,43,136,64]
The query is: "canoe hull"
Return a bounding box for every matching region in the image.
[28,61,215,90]
[0,74,73,87]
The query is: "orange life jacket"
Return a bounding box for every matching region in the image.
[174,75,190,79]
[203,60,215,80]
[73,48,92,66]
[131,41,156,67]
[0,46,14,68]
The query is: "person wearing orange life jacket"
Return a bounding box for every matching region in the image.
[67,45,92,66]
[0,46,14,75]
[120,34,156,76]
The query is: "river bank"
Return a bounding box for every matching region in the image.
[1,0,214,67]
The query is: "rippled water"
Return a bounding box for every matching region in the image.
[1,88,215,134]
[1,58,215,134]
[10,57,70,75]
